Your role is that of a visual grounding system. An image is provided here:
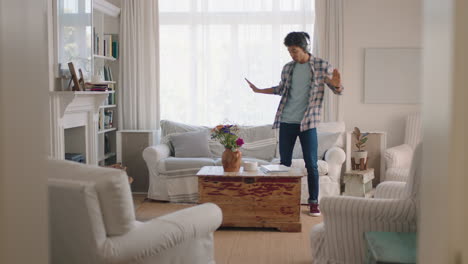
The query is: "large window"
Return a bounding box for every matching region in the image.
[159,0,315,126]
[57,0,92,78]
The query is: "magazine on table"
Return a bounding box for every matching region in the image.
[260,164,290,173]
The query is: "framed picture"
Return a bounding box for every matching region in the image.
[67,62,82,91]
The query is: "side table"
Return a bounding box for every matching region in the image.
[343,168,374,197]
[197,166,304,232]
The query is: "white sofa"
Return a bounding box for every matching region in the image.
[143,120,346,204]
[48,159,222,264]
[384,112,422,182]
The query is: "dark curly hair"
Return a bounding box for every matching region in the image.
[284,31,310,52]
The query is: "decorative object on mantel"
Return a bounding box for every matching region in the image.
[67,62,82,91]
[78,69,86,91]
[352,127,369,170]
[211,124,245,172]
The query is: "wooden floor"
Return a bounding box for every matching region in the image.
[132,194,322,264]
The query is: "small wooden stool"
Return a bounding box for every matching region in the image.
[365,231,417,264]
[343,168,374,197]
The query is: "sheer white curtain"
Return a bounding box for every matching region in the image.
[159,0,315,126]
[313,0,344,122]
[120,0,160,130]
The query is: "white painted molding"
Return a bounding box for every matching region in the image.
[49,91,109,165]
[94,0,120,17]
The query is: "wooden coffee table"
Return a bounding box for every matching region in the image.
[196,166,305,232]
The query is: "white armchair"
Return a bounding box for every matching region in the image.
[384,112,422,182]
[48,159,222,264]
[310,144,421,264]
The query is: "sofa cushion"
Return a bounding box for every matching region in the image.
[160,119,210,138]
[48,159,135,236]
[270,158,329,176]
[292,132,342,159]
[214,157,271,167]
[170,130,212,158]
[209,138,277,160]
[158,157,216,175]
[317,121,346,148]
[209,124,277,161]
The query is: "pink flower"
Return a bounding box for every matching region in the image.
[236,138,244,147]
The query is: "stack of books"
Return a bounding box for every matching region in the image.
[85,82,112,92]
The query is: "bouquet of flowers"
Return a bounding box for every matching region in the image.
[211,124,244,152]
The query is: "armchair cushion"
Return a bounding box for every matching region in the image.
[102,203,222,264]
[385,167,411,182]
[374,181,406,199]
[384,144,414,169]
[49,160,135,236]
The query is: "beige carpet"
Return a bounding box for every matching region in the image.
[134,196,322,264]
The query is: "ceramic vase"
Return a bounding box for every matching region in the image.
[353,150,368,163]
[222,148,242,172]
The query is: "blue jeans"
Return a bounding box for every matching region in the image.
[279,122,319,203]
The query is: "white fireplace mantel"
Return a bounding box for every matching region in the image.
[50,91,109,164]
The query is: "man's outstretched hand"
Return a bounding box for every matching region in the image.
[325,69,341,88]
[245,78,259,93]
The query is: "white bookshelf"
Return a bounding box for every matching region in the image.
[93,0,120,166]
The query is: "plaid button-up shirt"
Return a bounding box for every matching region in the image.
[272,55,343,131]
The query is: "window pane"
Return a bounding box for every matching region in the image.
[63,0,78,14]
[159,26,192,122]
[159,0,315,125]
[279,0,302,11]
[159,0,191,12]
[57,0,92,78]
[207,0,272,12]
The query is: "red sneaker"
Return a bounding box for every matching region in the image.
[309,203,321,217]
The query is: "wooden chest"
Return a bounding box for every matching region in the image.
[197,166,304,232]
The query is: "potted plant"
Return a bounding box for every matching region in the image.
[211,124,245,172]
[352,127,369,169]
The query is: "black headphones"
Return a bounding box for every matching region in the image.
[302,32,311,52]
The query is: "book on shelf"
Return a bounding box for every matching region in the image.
[104,109,114,129]
[103,65,113,81]
[260,164,290,173]
[112,40,118,59]
[99,109,114,130]
[107,92,115,105]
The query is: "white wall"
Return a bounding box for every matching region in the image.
[342,0,422,148]
[0,0,50,263]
